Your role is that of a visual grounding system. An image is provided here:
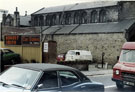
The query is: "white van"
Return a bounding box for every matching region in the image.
[65,50,93,61]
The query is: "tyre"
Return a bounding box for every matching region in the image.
[116,82,124,89]
[11,57,20,65]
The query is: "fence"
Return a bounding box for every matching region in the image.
[0,41,42,63]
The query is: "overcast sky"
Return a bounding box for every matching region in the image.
[0,0,133,21]
[0,0,100,15]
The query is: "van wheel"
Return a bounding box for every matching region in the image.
[116,82,124,89]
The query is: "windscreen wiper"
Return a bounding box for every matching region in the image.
[0,81,9,86]
[11,84,25,89]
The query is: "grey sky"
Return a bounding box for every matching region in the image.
[0,0,133,22]
[0,0,98,15]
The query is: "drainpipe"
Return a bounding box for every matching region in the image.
[0,22,2,41]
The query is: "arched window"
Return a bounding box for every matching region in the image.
[99,10,107,23]
[59,13,66,25]
[74,12,80,24]
[34,16,38,26]
[46,15,51,26]
[91,10,97,23]
[58,14,62,25]
[65,13,71,25]
[80,11,87,24]
[51,15,56,26]
[39,15,44,26]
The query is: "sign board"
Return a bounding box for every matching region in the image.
[22,35,40,46]
[44,43,48,52]
[4,35,40,46]
[4,35,21,45]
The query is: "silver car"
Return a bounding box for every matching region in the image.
[0,63,104,92]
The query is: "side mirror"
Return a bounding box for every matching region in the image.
[117,56,119,61]
[35,84,43,92]
[37,84,43,89]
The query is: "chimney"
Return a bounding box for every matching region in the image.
[14,7,20,27]
[25,11,27,16]
[2,11,6,26]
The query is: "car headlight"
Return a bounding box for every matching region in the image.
[115,70,120,75]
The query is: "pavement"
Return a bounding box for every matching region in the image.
[81,64,113,76]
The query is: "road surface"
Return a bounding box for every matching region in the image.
[88,74,135,92]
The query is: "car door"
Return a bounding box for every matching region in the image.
[35,71,61,92]
[58,70,82,92]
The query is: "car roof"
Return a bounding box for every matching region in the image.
[68,50,91,52]
[13,63,78,71]
[122,42,135,50]
[0,48,9,50]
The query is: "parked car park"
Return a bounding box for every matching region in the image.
[0,63,104,92]
[0,48,21,65]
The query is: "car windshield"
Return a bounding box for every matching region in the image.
[3,49,14,54]
[119,50,135,63]
[0,67,41,89]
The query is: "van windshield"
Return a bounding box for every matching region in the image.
[119,50,135,63]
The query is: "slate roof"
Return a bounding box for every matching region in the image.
[14,63,77,71]
[42,19,135,35]
[20,15,31,26]
[32,1,118,15]
[71,19,135,34]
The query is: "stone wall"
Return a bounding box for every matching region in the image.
[45,33,126,65]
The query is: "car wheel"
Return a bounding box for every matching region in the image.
[116,82,124,89]
[11,58,18,64]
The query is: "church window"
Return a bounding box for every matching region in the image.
[39,15,44,26]
[34,16,38,26]
[91,10,97,23]
[74,12,80,24]
[51,15,56,26]
[99,10,107,23]
[80,11,87,24]
[46,15,51,26]
[65,13,71,25]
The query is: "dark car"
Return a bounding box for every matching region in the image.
[0,64,104,92]
[0,48,21,65]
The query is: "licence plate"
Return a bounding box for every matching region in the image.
[123,81,135,86]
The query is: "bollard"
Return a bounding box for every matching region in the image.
[102,52,105,68]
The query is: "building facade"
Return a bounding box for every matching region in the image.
[2,7,31,27]
[30,1,135,64]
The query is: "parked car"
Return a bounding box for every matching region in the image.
[0,48,21,65]
[0,63,104,92]
[57,53,65,62]
[65,50,93,61]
